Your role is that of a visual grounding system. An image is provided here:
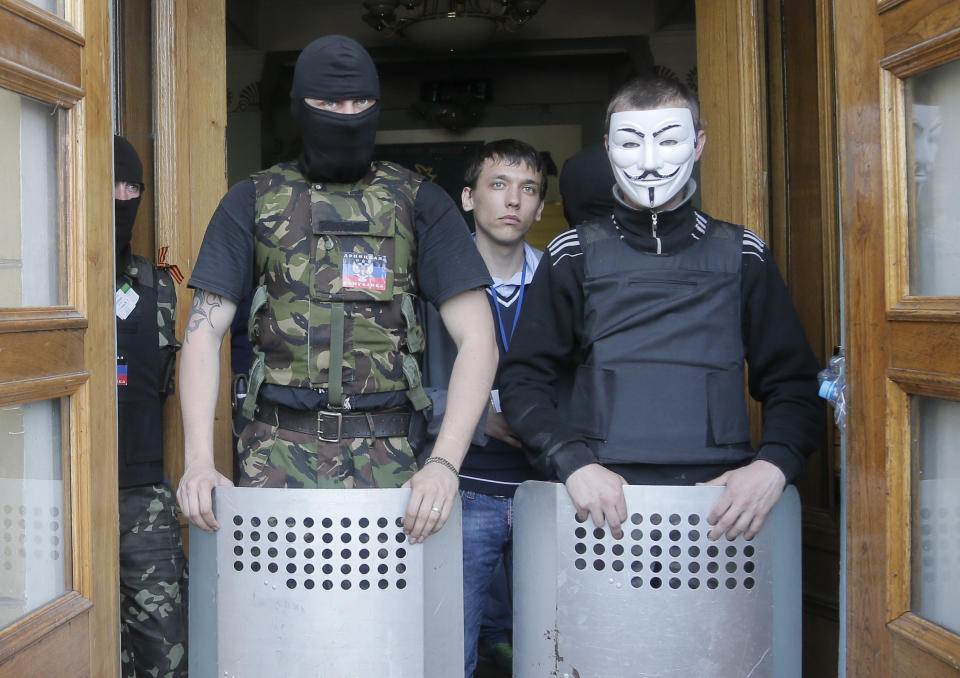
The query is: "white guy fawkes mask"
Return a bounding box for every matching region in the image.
[608,108,698,209]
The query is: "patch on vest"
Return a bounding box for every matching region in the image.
[342,252,388,291]
[117,354,128,386]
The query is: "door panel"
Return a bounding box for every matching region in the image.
[0,0,117,675]
[0,594,91,671]
[839,0,960,675]
[0,90,61,307]
[0,398,69,628]
[910,395,960,635]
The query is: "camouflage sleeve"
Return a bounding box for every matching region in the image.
[155,267,181,396]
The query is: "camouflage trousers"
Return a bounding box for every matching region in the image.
[237,418,418,489]
[119,484,188,678]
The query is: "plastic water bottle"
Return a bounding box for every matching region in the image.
[817,347,846,431]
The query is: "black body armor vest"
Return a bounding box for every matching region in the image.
[116,271,164,488]
[573,213,753,467]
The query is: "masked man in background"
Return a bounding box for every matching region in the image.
[114,135,188,677]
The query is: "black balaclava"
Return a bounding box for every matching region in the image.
[114,135,143,272]
[290,35,381,184]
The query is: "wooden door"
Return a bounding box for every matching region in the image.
[0,0,118,676]
[838,0,960,675]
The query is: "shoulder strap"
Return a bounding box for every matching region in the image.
[130,254,154,289]
[154,266,177,309]
[153,264,180,352]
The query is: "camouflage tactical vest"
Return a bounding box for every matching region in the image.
[244,161,428,416]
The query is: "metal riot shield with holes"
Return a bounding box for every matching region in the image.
[189,487,463,678]
[513,481,801,678]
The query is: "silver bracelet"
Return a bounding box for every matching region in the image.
[423,456,459,478]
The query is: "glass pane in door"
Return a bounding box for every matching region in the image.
[0,88,60,308]
[906,58,960,296]
[911,395,960,635]
[21,0,64,17]
[0,398,68,628]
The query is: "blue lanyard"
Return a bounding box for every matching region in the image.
[493,258,527,353]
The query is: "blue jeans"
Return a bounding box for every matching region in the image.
[480,558,512,647]
[461,490,514,678]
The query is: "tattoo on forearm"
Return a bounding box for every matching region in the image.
[184,290,223,343]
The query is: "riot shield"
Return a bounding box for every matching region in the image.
[190,487,463,678]
[513,481,801,678]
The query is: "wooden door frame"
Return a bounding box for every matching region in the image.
[114,0,232,535]
[695,0,768,236]
[150,0,231,524]
[766,0,844,673]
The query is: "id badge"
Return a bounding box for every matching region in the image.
[115,284,140,319]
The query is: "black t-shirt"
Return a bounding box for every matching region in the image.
[190,172,490,306]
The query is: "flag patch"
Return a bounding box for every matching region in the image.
[342,252,388,291]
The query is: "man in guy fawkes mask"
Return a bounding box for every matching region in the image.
[177,36,497,549]
[500,75,823,544]
[113,135,188,678]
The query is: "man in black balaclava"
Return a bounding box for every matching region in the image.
[114,135,143,272]
[178,36,496,572]
[289,35,381,183]
[113,135,188,678]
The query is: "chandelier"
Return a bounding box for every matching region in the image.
[362,0,547,50]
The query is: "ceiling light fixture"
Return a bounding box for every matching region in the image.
[362,0,546,51]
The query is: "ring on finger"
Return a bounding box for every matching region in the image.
[430,506,442,513]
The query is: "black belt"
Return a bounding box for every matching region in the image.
[255,403,410,442]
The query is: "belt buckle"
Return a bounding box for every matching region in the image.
[317,410,343,443]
